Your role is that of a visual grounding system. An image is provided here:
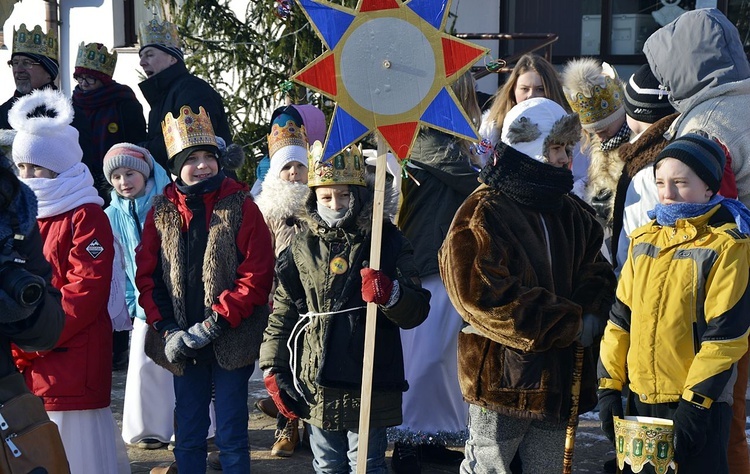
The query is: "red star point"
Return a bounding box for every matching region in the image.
[441,37,486,78]
[359,0,400,12]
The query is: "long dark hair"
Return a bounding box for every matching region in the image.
[0,161,20,212]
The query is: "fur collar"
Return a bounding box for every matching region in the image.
[618,113,678,179]
[255,176,309,222]
[302,174,398,237]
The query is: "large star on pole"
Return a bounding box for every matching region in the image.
[292,0,488,161]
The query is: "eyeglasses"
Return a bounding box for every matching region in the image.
[7,60,40,70]
[74,75,98,85]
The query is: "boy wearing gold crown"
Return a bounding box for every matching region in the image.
[259,141,430,473]
[136,19,231,170]
[135,105,273,473]
[72,42,147,169]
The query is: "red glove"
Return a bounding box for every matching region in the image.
[360,268,393,305]
[263,373,309,420]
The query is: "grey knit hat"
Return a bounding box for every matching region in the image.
[103,143,153,184]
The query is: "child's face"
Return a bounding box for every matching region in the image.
[655,157,712,205]
[280,161,308,184]
[545,143,572,169]
[514,71,545,104]
[180,150,219,186]
[15,163,57,179]
[110,167,147,199]
[315,184,350,212]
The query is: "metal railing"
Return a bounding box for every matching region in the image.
[454,32,558,80]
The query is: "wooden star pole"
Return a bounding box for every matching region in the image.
[289,1,486,471]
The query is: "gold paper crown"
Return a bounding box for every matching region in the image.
[138,18,181,50]
[75,42,117,77]
[308,141,365,188]
[13,24,57,61]
[268,120,308,159]
[162,106,218,160]
[567,74,624,131]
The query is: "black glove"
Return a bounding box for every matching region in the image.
[264,371,310,420]
[578,313,607,347]
[598,389,624,443]
[673,399,711,464]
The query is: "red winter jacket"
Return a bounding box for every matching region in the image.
[136,178,274,330]
[15,203,114,411]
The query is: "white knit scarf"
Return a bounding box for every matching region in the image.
[21,162,104,218]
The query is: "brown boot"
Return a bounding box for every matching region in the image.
[150,462,178,474]
[255,396,279,419]
[271,418,300,457]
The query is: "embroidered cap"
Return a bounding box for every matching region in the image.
[307,141,365,188]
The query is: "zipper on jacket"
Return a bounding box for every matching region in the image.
[130,200,142,240]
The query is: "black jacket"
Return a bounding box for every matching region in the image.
[0,176,64,400]
[398,129,480,277]
[139,62,232,169]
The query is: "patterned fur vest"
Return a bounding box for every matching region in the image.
[585,132,631,223]
[145,189,269,375]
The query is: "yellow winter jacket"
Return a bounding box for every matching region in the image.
[599,204,750,407]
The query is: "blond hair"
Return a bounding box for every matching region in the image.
[485,54,569,136]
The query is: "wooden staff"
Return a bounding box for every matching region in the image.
[356,141,388,473]
[563,342,584,473]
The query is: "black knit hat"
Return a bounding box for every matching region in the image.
[623,65,674,124]
[654,133,726,193]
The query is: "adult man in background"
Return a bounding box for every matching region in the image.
[137,18,232,169]
[0,24,99,190]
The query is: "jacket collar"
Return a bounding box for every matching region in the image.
[139,61,189,104]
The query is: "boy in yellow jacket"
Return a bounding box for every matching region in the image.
[598,133,750,474]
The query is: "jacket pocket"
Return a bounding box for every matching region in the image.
[491,346,546,391]
[31,333,88,398]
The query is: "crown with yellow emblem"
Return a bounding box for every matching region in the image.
[12,24,57,61]
[162,106,218,160]
[308,141,366,188]
[268,120,308,159]
[138,18,182,56]
[562,58,625,132]
[75,42,117,78]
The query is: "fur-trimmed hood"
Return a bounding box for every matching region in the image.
[619,113,678,178]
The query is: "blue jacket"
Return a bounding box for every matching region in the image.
[104,158,171,320]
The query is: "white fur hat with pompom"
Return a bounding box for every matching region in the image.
[8,89,82,174]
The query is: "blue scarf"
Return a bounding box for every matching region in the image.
[648,194,750,233]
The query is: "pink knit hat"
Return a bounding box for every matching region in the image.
[103,143,153,184]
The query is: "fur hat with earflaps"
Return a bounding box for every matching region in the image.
[8,89,82,174]
[562,58,625,132]
[501,97,581,163]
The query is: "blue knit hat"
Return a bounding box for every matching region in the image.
[654,133,725,193]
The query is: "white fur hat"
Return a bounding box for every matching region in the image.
[8,89,82,174]
[501,97,581,162]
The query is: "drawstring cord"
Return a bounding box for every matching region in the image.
[287,306,367,402]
